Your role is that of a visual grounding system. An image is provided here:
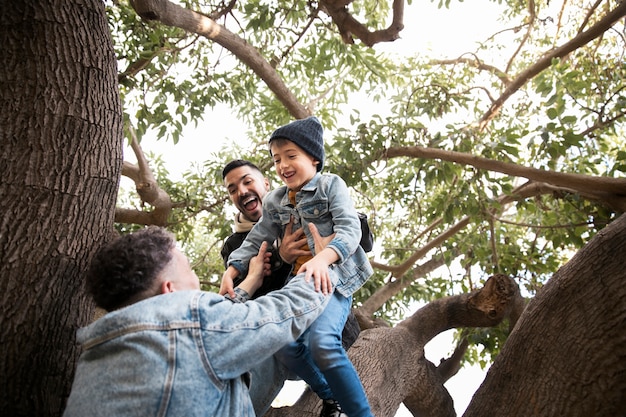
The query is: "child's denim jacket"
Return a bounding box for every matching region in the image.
[228,173,373,297]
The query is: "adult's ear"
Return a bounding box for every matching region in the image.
[160,280,176,294]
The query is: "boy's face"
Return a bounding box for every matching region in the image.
[223,165,270,222]
[270,140,318,191]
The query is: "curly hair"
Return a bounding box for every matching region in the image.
[87,226,175,311]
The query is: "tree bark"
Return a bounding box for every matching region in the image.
[464,213,626,416]
[265,216,625,417]
[0,1,122,416]
[266,274,524,417]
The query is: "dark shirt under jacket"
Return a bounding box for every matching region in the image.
[221,231,292,299]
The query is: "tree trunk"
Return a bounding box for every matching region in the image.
[266,215,625,417]
[464,213,626,417]
[0,2,122,416]
[267,274,523,417]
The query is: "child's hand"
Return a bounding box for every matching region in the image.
[297,257,332,295]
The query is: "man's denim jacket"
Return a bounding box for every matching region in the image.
[63,276,329,417]
[228,173,373,297]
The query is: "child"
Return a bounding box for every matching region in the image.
[221,116,374,417]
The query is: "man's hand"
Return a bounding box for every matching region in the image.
[219,266,239,298]
[279,216,310,264]
[280,217,336,264]
[220,243,272,298]
[237,241,270,296]
[308,223,334,253]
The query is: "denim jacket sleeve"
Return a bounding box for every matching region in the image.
[227,197,282,276]
[299,174,373,296]
[318,174,361,263]
[199,274,330,380]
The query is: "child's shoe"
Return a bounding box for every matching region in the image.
[320,399,347,417]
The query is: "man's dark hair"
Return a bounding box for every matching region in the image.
[222,159,263,180]
[86,226,175,311]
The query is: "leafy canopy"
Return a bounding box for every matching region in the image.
[110,0,626,362]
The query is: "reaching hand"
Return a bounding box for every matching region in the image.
[219,266,238,298]
[250,241,272,278]
[237,241,270,296]
[220,242,271,298]
[297,256,333,295]
[279,216,310,264]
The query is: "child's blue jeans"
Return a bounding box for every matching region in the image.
[275,291,373,417]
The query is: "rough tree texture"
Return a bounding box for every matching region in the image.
[265,216,625,416]
[465,213,626,417]
[267,274,524,417]
[0,1,122,416]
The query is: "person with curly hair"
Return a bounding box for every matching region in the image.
[63,226,331,417]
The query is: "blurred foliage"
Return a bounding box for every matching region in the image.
[110,0,626,367]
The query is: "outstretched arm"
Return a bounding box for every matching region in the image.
[236,241,271,296]
[220,241,271,298]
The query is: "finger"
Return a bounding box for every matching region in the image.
[308,223,334,252]
[325,275,333,295]
[321,274,329,295]
[218,279,232,296]
[313,273,321,293]
[309,223,322,252]
[308,222,321,240]
[285,216,294,234]
[220,283,235,298]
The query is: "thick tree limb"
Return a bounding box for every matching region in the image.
[129,0,310,118]
[465,214,626,416]
[398,274,522,346]
[386,145,626,210]
[267,274,522,417]
[115,130,172,225]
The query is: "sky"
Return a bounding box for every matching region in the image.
[122,0,508,415]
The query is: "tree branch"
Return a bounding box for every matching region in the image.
[386,145,626,202]
[398,274,523,346]
[432,55,512,86]
[320,0,405,46]
[478,1,626,129]
[359,177,623,324]
[358,253,450,328]
[115,128,172,226]
[128,0,311,118]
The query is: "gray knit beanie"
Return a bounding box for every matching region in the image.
[269,116,325,172]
